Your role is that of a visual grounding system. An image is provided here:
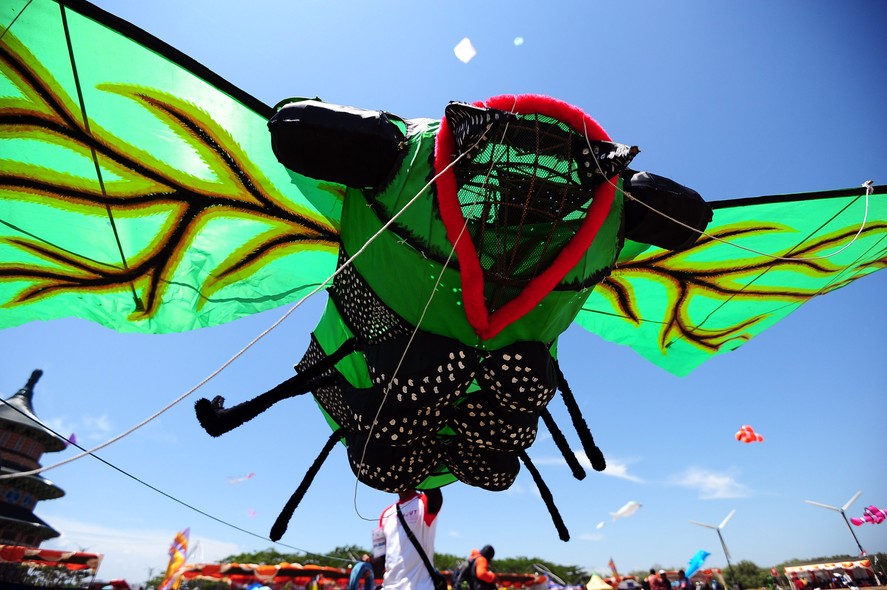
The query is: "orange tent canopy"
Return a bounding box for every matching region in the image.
[0,544,103,573]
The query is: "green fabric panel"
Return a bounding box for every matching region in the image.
[0,0,341,333]
[562,178,624,284]
[575,188,887,376]
[417,469,458,490]
[342,188,598,349]
[312,299,372,389]
[365,118,457,259]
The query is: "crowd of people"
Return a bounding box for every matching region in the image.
[366,489,879,590]
[789,573,861,590]
[643,569,708,590]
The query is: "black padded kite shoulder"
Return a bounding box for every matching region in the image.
[268,99,406,188]
[621,170,713,250]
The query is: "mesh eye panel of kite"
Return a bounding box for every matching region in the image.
[456,114,586,276]
[330,253,411,345]
[450,112,621,310]
[443,439,519,491]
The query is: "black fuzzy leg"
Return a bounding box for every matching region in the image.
[270,428,343,541]
[552,360,606,471]
[195,338,358,437]
[518,449,569,542]
[540,409,586,480]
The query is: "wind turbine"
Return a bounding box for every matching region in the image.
[691,510,736,586]
[804,491,881,585]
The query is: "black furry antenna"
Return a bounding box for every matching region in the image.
[519,449,569,541]
[271,428,344,541]
[552,360,606,471]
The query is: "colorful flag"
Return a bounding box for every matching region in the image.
[608,557,620,583]
[158,528,190,590]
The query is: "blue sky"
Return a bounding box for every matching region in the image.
[1,0,885,584]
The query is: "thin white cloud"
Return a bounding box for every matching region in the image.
[669,467,751,499]
[531,455,567,466]
[534,430,553,443]
[44,414,115,443]
[575,453,645,483]
[82,414,114,440]
[504,483,527,495]
[42,515,241,583]
[45,417,76,439]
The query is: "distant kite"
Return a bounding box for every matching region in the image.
[228,472,255,484]
[735,425,764,443]
[850,505,886,526]
[611,501,642,521]
[454,38,477,63]
[686,550,711,578]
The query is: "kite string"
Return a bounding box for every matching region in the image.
[60,3,143,310]
[0,398,346,560]
[0,122,483,481]
[350,121,508,521]
[350,212,471,522]
[0,294,315,479]
[9,112,871,481]
[0,0,33,42]
[580,121,874,262]
[624,177,872,261]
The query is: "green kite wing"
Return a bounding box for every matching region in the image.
[574,185,886,376]
[0,0,342,334]
[1,0,884,372]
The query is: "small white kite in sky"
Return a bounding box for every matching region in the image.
[454,37,477,63]
[514,37,524,46]
[611,500,642,521]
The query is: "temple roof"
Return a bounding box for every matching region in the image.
[0,467,65,501]
[0,370,66,452]
[0,502,61,541]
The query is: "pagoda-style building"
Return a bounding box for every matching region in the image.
[0,370,66,547]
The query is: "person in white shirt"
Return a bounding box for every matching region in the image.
[372,489,443,590]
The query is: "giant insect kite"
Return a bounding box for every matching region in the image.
[2,0,885,541]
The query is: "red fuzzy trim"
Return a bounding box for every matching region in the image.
[435,94,616,341]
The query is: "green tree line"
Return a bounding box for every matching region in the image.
[147,548,885,590]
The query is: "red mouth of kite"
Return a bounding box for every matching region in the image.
[434,94,627,341]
